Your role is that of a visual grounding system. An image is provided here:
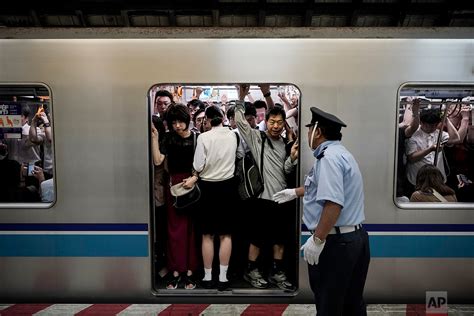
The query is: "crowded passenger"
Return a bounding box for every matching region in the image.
[31,165,54,203]
[151,103,199,290]
[405,108,458,195]
[235,84,298,291]
[225,105,237,130]
[396,97,420,199]
[151,90,173,277]
[5,106,42,166]
[225,103,253,278]
[153,90,174,132]
[444,102,474,202]
[410,164,457,202]
[0,142,21,202]
[191,105,242,291]
[278,91,299,135]
[187,99,206,130]
[255,84,275,132]
[0,142,45,202]
[29,106,53,180]
[191,108,205,134]
[232,102,259,155]
[151,114,168,277]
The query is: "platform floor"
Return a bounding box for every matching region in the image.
[0,304,473,315]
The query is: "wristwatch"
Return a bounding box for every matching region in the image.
[44,123,51,127]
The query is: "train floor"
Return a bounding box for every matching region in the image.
[1,304,473,315]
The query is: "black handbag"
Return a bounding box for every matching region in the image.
[170,182,201,209]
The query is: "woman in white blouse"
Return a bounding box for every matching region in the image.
[189,105,242,291]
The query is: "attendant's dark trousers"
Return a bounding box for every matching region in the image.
[308,227,370,316]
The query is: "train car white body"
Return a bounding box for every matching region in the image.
[0,35,473,303]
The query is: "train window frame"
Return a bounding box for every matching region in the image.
[394,82,474,210]
[148,83,302,296]
[0,83,56,209]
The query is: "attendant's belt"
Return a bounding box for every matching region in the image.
[328,224,363,235]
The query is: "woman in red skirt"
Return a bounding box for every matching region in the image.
[151,103,199,289]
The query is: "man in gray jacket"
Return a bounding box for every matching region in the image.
[235,84,298,291]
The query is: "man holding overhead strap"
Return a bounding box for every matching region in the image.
[273,107,370,316]
[235,84,298,292]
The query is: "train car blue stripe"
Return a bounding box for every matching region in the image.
[301,223,474,232]
[1,223,472,232]
[369,235,474,257]
[0,235,148,257]
[0,223,148,231]
[0,234,471,257]
[0,224,472,257]
[363,224,474,232]
[301,235,474,258]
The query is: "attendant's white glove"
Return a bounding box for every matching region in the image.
[300,235,326,265]
[273,188,297,204]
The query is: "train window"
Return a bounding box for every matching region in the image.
[0,84,55,208]
[395,84,474,208]
[149,83,300,295]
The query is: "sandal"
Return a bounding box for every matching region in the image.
[183,274,196,290]
[166,274,180,289]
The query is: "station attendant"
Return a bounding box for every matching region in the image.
[273,107,370,316]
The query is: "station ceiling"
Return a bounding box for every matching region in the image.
[1,0,473,28]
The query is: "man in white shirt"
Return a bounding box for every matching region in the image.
[406,109,458,194]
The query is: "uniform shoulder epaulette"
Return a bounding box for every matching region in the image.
[316,146,327,160]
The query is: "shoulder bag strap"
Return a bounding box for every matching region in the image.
[190,132,199,179]
[260,131,266,182]
[431,188,448,202]
[235,132,240,147]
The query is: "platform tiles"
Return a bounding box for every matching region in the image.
[0,304,473,315]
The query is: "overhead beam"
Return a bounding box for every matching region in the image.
[1,27,473,39]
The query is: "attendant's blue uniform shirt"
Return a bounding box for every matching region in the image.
[303,140,365,230]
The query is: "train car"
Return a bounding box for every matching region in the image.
[0,33,473,303]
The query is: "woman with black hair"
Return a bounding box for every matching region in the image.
[191,105,242,290]
[410,164,457,202]
[151,103,199,290]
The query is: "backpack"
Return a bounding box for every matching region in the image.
[234,131,266,200]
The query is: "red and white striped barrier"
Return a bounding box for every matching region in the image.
[0,303,469,315]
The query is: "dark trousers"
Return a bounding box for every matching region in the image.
[308,228,370,316]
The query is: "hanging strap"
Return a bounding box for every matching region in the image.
[431,188,448,202]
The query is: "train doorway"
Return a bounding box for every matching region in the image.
[148,83,301,295]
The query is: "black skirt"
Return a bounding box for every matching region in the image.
[196,177,238,235]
